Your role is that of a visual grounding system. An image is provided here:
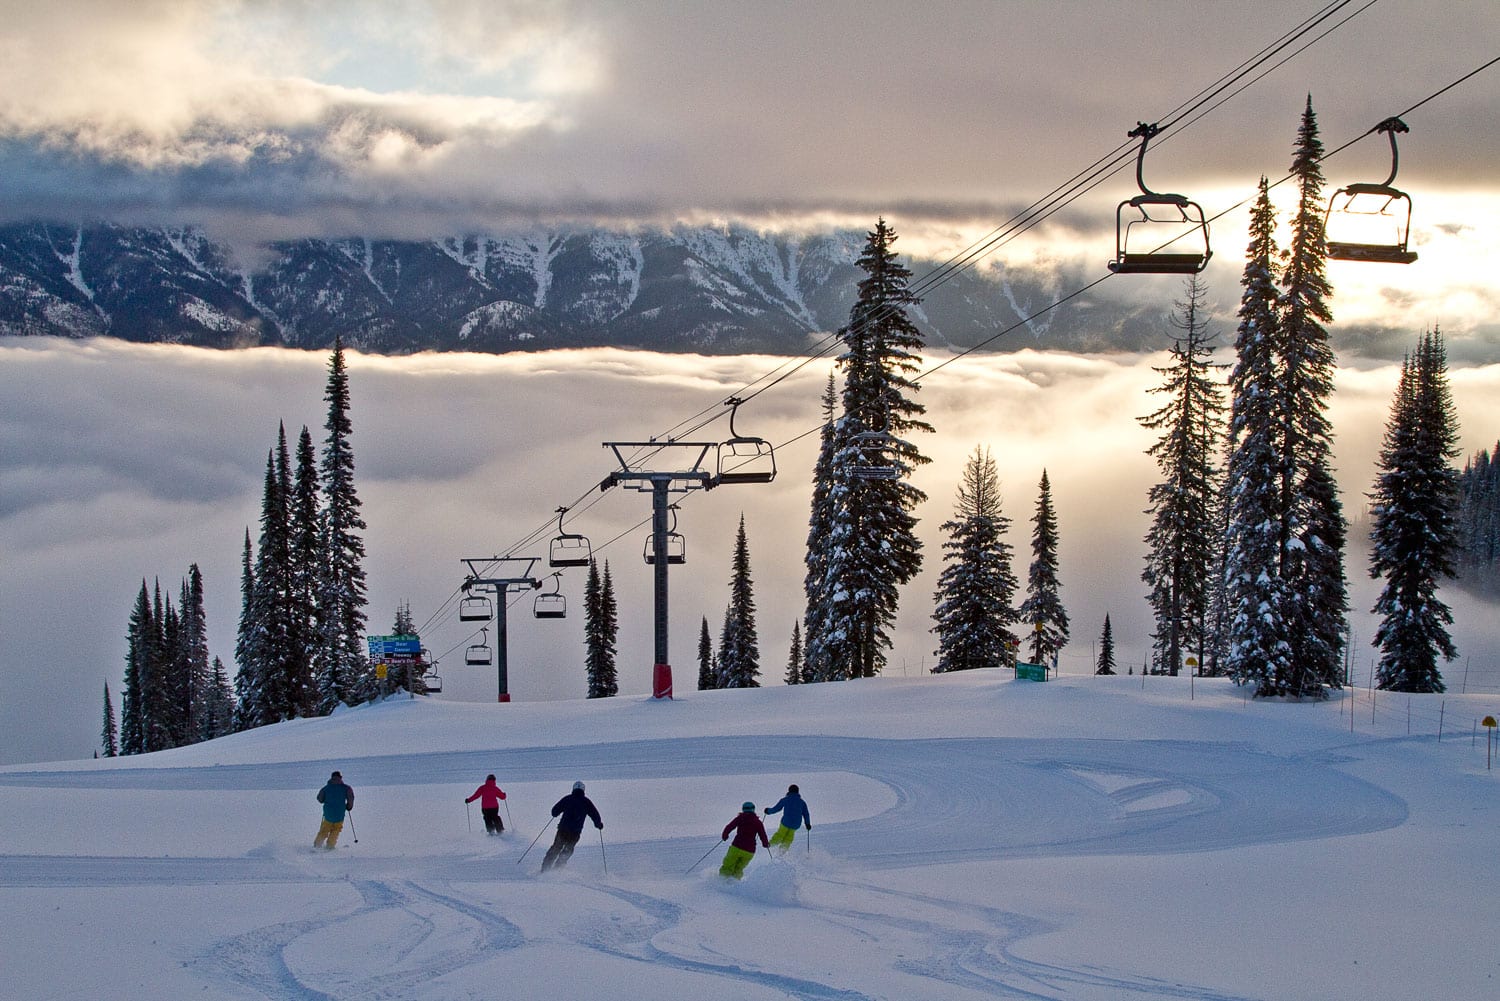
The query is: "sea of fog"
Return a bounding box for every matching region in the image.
[3,336,1499,764]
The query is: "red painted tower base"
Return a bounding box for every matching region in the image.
[653,663,673,699]
[497,693,511,703]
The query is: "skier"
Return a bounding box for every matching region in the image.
[719,801,769,879]
[541,780,602,872]
[465,774,508,835]
[763,783,811,854]
[313,770,354,850]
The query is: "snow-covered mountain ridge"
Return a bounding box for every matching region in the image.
[0,222,1160,355]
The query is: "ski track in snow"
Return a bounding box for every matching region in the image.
[0,734,1401,999]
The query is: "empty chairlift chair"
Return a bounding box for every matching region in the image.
[644,504,687,565]
[533,575,567,619]
[1325,117,1418,265]
[849,428,901,481]
[458,593,492,622]
[1108,122,1211,276]
[716,397,777,485]
[466,627,492,667]
[549,506,593,568]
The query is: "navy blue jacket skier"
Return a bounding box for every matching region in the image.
[541,781,603,871]
[764,784,810,852]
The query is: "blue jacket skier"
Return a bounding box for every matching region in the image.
[764,784,810,853]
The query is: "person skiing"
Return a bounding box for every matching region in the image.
[719,801,770,879]
[465,774,507,835]
[313,770,354,850]
[541,780,603,872]
[763,783,811,854]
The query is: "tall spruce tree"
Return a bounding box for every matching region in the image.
[250,437,298,722]
[716,515,760,688]
[1222,178,1296,691]
[1458,442,1500,570]
[932,446,1018,672]
[785,621,804,685]
[101,682,118,757]
[203,656,236,741]
[809,219,931,681]
[1018,470,1069,665]
[1095,614,1117,675]
[289,425,322,715]
[1277,97,1346,696]
[802,372,840,683]
[584,560,619,698]
[1140,276,1226,675]
[232,530,263,731]
[314,337,369,712]
[1369,329,1461,692]
[697,615,716,691]
[177,565,210,745]
[143,580,170,752]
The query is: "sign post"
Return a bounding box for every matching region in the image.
[1484,716,1497,770]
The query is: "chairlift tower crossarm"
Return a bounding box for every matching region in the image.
[460,556,542,703]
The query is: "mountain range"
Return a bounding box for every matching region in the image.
[0,222,1165,355]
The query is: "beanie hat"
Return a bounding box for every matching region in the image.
[788,784,799,794]
[573,780,585,792]
[742,801,755,811]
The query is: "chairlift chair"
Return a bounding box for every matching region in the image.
[458,594,492,622]
[421,672,443,693]
[1325,117,1418,265]
[849,429,901,481]
[534,575,567,619]
[716,397,777,484]
[1108,122,1212,276]
[644,503,687,565]
[549,507,593,568]
[465,627,492,667]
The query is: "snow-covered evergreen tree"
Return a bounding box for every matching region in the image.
[250,436,298,722]
[121,580,151,754]
[932,446,1018,672]
[785,621,804,685]
[1095,614,1116,675]
[1018,470,1069,665]
[143,580,171,752]
[289,425,322,716]
[314,337,368,712]
[1139,276,1226,675]
[1277,97,1346,695]
[203,656,236,741]
[232,530,263,731]
[716,515,760,688]
[177,565,210,745]
[697,615,716,691]
[1458,441,1500,572]
[1222,178,1296,692]
[811,219,931,680]
[101,682,118,757]
[802,372,840,684]
[1369,329,1461,692]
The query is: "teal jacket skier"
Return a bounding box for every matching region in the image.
[313,771,354,850]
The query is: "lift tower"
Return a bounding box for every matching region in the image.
[600,441,718,698]
[459,556,542,702]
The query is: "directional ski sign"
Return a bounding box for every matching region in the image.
[367,634,422,658]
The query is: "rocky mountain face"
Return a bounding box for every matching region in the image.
[0,222,1159,355]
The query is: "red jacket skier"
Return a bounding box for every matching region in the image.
[719,802,769,879]
[465,774,507,835]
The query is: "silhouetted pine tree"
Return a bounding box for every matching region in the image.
[289,425,321,715]
[584,559,619,698]
[697,615,716,691]
[1019,470,1069,665]
[1096,615,1117,675]
[121,580,151,754]
[233,530,263,730]
[932,446,1017,672]
[716,515,760,688]
[785,621,804,685]
[802,372,839,683]
[1140,276,1226,675]
[101,682,118,757]
[1458,442,1500,571]
[315,337,368,711]
[1370,329,1461,692]
[203,656,236,741]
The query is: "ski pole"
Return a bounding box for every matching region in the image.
[466,801,472,833]
[687,839,724,874]
[599,828,608,876]
[517,816,554,864]
[504,799,514,833]
[347,812,358,844]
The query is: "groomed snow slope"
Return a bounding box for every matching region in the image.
[2,672,1497,1001]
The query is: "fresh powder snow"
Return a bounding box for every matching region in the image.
[2,671,1496,1000]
